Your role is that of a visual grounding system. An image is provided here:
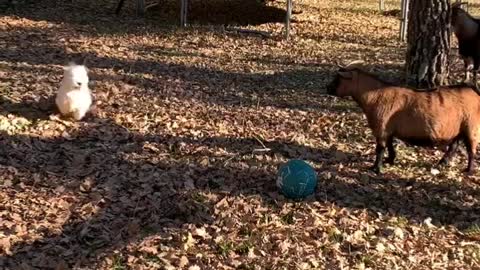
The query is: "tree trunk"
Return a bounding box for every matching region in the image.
[405,0,451,88]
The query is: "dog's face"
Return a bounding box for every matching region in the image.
[63,63,89,88]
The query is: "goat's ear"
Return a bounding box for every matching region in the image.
[338,71,353,79]
[452,2,467,8]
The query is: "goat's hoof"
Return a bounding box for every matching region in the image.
[368,165,381,174]
[437,159,449,167]
[463,168,475,175]
[384,158,395,165]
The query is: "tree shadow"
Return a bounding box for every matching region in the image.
[0,96,55,121]
[147,0,287,26]
[0,111,354,268]
[0,28,337,112]
[0,20,412,116]
[319,169,480,229]
[382,9,401,18]
[298,5,402,48]
[1,0,288,33]
[0,27,413,116]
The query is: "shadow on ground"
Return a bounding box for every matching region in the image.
[1,0,288,30]
[1,2,479,268]
[0,106,351,267]
[0,24,335,112]
[0,108,479,268]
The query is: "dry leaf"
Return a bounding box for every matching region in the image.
[0,237,12,255]
[394,227,404,240]
[178,256,189,267]
[79,177,95,192]
[182,232,196,251]
[1,2,478,269]
[376,242,386,253]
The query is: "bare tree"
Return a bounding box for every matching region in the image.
[405,0,451,88]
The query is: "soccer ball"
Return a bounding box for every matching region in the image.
[277,159,317,199]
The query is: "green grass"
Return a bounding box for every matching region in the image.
[281,211,295,225]
[217,241,234,256]
[112,254,126,270]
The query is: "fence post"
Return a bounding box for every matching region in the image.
[379,0,385,12]
[136,0,145,17]
[180,0,188,27]
[285,0,293,38]
[399,0,409,41]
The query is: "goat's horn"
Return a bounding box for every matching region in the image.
[343,60,365,69]
[452,2,468,7]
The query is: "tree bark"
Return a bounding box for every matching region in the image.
[405,0,451,88]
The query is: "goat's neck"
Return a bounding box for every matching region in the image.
[349,76,387,108]
[455,13,479,39]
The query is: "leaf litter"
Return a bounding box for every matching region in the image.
[1,0,480,269]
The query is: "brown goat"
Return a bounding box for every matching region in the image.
[326,63,480,174]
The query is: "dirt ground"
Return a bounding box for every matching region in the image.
[1,0,480,269]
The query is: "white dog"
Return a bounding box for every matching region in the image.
[55,62,92,121]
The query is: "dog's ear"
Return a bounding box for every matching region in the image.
[82,57,89,73]
[63,61,76,70]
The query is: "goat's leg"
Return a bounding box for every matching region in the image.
[463,136,477,174]
[438,139,459,166]
[473,72,480,96]
[115,0,126,15]
[474,65,478,86]
[369,139,386,174]
[464,58,472,83]
[472,59,480,95]
[463,57,474,83]
[384,136,396,165]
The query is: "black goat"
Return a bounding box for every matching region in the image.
[451,2,480,89]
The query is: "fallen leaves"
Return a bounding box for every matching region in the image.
[182,232,196,251]
[79,177,95,193]
[1,0,480,269]
[0,237,12,255]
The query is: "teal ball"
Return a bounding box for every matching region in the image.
[277,159,317,199]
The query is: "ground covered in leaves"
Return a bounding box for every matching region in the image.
[1,0,480,269]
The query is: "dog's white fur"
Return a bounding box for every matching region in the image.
[55,62,92,121]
